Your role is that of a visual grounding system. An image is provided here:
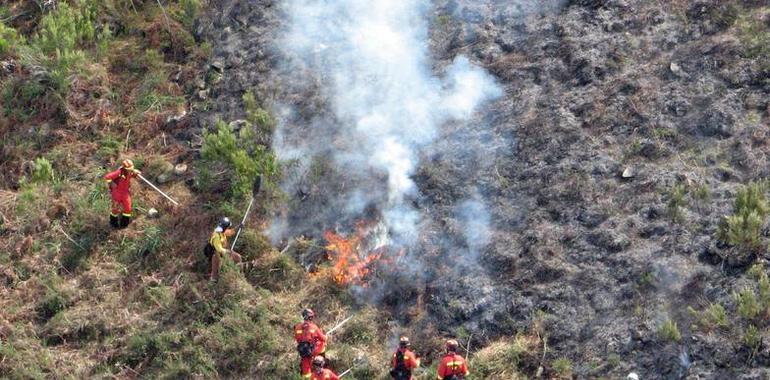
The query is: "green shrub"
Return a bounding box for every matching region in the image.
[666,183,688,222]
[178,0,201,28]
[688,303,728,332]
[31,2,100,91]
[201,120,278,199]
[743,324,761,352]
[31,157,55,183]
[658,319,681,342]
[0,21,21,57]
[734,288,760,320]
[244,90,274,131]
[719,182,769,254]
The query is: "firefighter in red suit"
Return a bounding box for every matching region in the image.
[104,159,139,228]
[310,356,339,380]
[295,308,327,378]
[390,336,420,380]
[436,339,469,380]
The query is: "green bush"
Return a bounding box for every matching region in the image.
[178,0,201,28]
[743,324,761,352]
[31,157,55,183]
[31,2,100,91]
[719,182,769,254]
[0,21,21,57]
[667,183,688,223]
[734,288,760,320]
[658,319,681,342]
[201,120,278,199]
[688,303,728,332]
[244,91,274,131]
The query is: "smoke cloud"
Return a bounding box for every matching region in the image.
[272,0,502,248]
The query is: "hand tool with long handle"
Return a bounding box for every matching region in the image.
[232,176,261,250]
[137,174,179,206]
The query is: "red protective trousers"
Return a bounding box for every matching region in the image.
[104,168,135,216]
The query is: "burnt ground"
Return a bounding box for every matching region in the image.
[198,0,770,378]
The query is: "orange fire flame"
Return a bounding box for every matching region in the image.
[324,227,384,285]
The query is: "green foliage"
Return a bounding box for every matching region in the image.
[472,335,539,379]
[35,276,71,322]
[96,136,122,161]
[694,184,711,203]
[31,2,103,91]
[719,182,769,254]
[338,318,377,345]
[199,305,277,375]
[31,157,55,184]
[178,0,201,28]
[666,183,688,223]
[201,120,278,199]
[688,303,728,332]
[551,358,573,378]
[0,21,22,57]
[2,78,49,120]
[743,324,761,352]
[736,11,770,62]
[734,288,760,320]
[119,226,165,266]
[244,90,274,131]
[658,319,681,342]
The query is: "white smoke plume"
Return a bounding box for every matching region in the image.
[272,0,502,246]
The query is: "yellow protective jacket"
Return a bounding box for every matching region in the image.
[209,230,228,255]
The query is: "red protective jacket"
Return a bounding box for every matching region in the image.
[391,347,420,370]
[436,353,468,379]
[310,368,339,380]
[104,168,136,200]
[294,321,327,355]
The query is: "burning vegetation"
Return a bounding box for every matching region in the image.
[322,220,399,286]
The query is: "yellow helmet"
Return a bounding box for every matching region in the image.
[446,339,459,352]
[121,159,134,170]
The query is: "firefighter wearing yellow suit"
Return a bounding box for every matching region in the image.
[204,217,242,281]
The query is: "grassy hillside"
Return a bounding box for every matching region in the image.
[2,1,770,379]
[0,1,470,378]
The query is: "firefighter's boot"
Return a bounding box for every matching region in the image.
[110,214,119,228]
[119,214,132,228]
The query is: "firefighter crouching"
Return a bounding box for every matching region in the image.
[436,339,469,380]
[104,159,139,228]
[204,217,243,282]
[295,308,328,378]
[390,336,420,380]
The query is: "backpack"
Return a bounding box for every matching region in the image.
[389,350,411,380]
[296,322,316,358]
[203,243,215,260]
[297,341,315,358]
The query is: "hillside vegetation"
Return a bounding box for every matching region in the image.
[2,1,770,380]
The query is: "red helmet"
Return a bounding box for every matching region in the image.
[302,308,315,320]
[446,339,459,352]
[399,336,410,347]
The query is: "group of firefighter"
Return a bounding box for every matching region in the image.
[103,160,470,378]
[294,308,469,379]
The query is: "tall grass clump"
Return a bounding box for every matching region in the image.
[719,182,769,257]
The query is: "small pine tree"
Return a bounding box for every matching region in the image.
[719,182,769,255]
